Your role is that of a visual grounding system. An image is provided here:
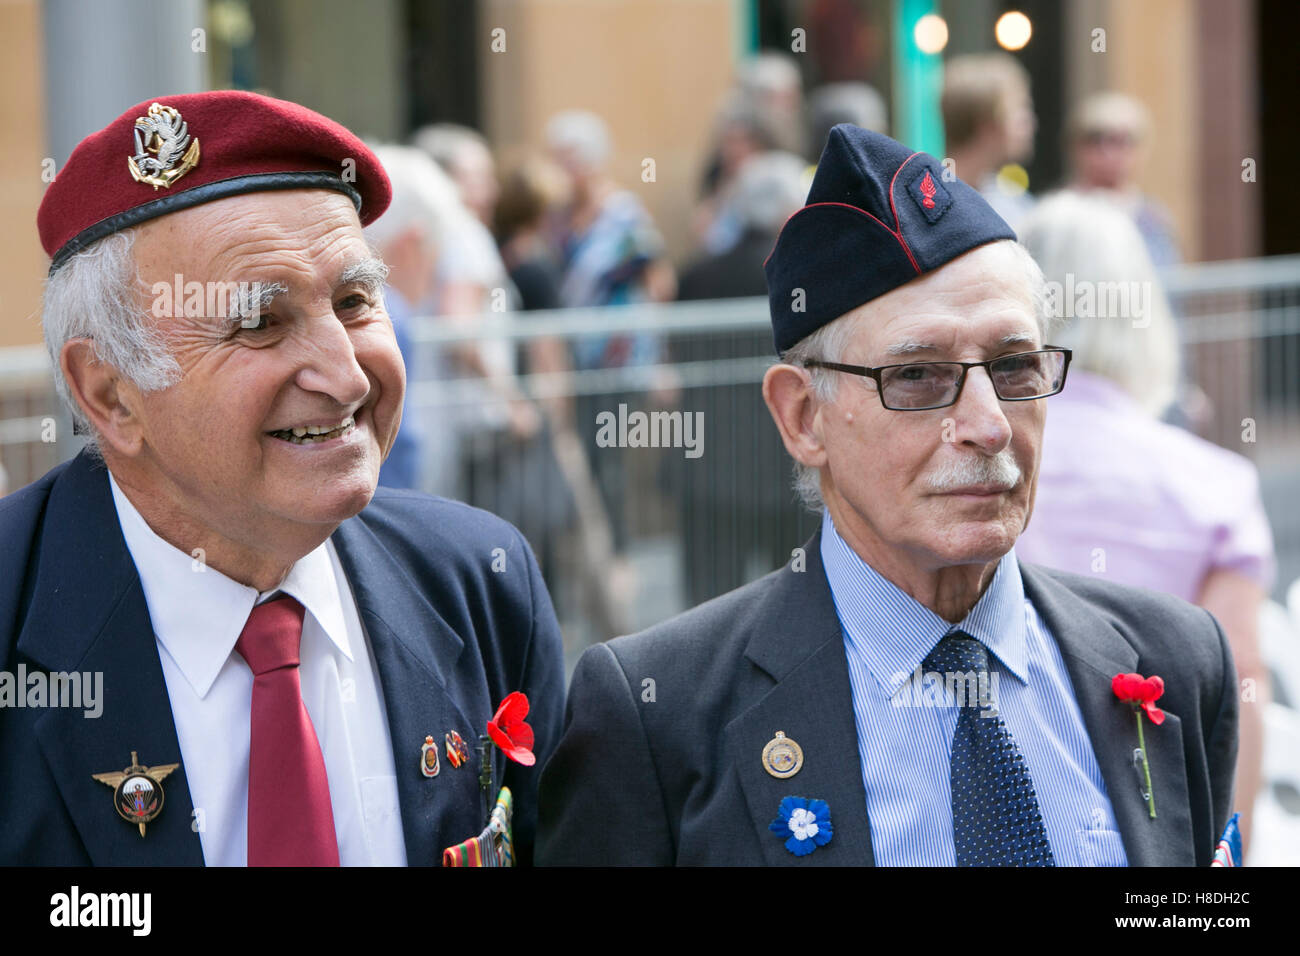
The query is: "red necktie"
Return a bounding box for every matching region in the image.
[235,594,340,866]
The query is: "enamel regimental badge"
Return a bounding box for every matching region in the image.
[421,735,441,778]
[445,731,469,768]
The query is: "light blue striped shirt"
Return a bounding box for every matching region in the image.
[820,511,1128,866]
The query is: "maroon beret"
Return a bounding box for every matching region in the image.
[38,90,391,273]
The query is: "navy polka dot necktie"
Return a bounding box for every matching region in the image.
[923,630,1055,866]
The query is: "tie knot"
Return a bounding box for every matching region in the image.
[923,630,990,676]
[236,594,306,676]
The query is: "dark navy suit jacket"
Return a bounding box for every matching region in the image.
[0,450,565,865]
[538,528,1238,866]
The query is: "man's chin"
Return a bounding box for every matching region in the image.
[933,517,1021,566]
[277,469,378,528]
[321,480,377,521]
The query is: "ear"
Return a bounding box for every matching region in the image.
[762,362,828,470]
[60,339,146,457]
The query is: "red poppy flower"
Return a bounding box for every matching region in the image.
[1111,672,1166,724]
[487,692,536,766]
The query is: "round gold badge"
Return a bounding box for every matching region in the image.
[762,731,804,779]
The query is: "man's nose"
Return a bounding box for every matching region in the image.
[291,313,371,407]
[950,366,1013,452]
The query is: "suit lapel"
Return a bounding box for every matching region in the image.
[18,452,203,865]
[726,530,875,865]
[1020,562,1195,865]
[330,514,486,867]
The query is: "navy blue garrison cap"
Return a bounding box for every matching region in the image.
[764,123,1016,355]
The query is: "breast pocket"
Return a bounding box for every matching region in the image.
[1076,828,1127,867]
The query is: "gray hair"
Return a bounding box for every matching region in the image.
[411,123,491,177]
[1068,91,1150,144]
[365,142,467,247]
[42,230,180,455]
[545,110,611,172]
[1017,190,1178,416]
[807,82,889,155]
[737,52,802,99]
[779,239,1052,512]
[727,151,809,235]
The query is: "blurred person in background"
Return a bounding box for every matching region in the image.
[410,123,514,327]
[410,126,540,503]
[490,156,580,592]
[806,81,889,159]
[544,109,677,618]
[679,150,810,300]
[735,51,807,158]
[364,145,446,491]
[544,109,676,358]
[941,53,1038,230]
[412,123,500,228]
[695,52,808,255]
[1016,191,1274,849]
[1065,94,1207,431]
[496,156,569,318]
[676,151,811,607]
[1066,92,1180,268]
[693,97,785,255]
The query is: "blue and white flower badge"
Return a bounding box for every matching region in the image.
[769,796,833,857]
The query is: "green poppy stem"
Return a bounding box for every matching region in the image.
[1135,709,1157,819]
[478,735,495,824]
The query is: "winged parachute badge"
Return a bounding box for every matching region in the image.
[127,103,201,189]
[92,751,180,837]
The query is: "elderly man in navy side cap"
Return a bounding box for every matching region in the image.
[538,124,1238,866]
[0,92,563,866]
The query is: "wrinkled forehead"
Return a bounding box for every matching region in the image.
[848,246,1040,360]
[136,189,369,279]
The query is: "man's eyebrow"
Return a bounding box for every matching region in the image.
[884,339,938,356]
[337,256,390,291]
[228,281,290,326]
[883,331,1038,357]
[996,330,1039,347]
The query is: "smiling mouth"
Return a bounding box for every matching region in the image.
[267,416,356,444]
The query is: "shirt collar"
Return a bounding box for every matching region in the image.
[819,509,1028,697]
[108,471,354,699]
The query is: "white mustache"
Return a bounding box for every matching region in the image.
[925,451,1022,493]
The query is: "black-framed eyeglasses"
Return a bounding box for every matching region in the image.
[803,347,1072,411]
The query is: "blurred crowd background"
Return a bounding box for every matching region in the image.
[1,0,1298,863]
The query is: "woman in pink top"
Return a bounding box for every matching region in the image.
[1016,191,1276,848]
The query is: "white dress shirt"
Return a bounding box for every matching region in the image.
[108,473,408,866]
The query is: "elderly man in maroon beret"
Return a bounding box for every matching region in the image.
[0,91,563,866]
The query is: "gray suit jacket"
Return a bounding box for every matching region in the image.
[537,529,1238,865]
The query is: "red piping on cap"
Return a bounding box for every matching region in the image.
[763,151,928,276]
[763,200,921,275]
